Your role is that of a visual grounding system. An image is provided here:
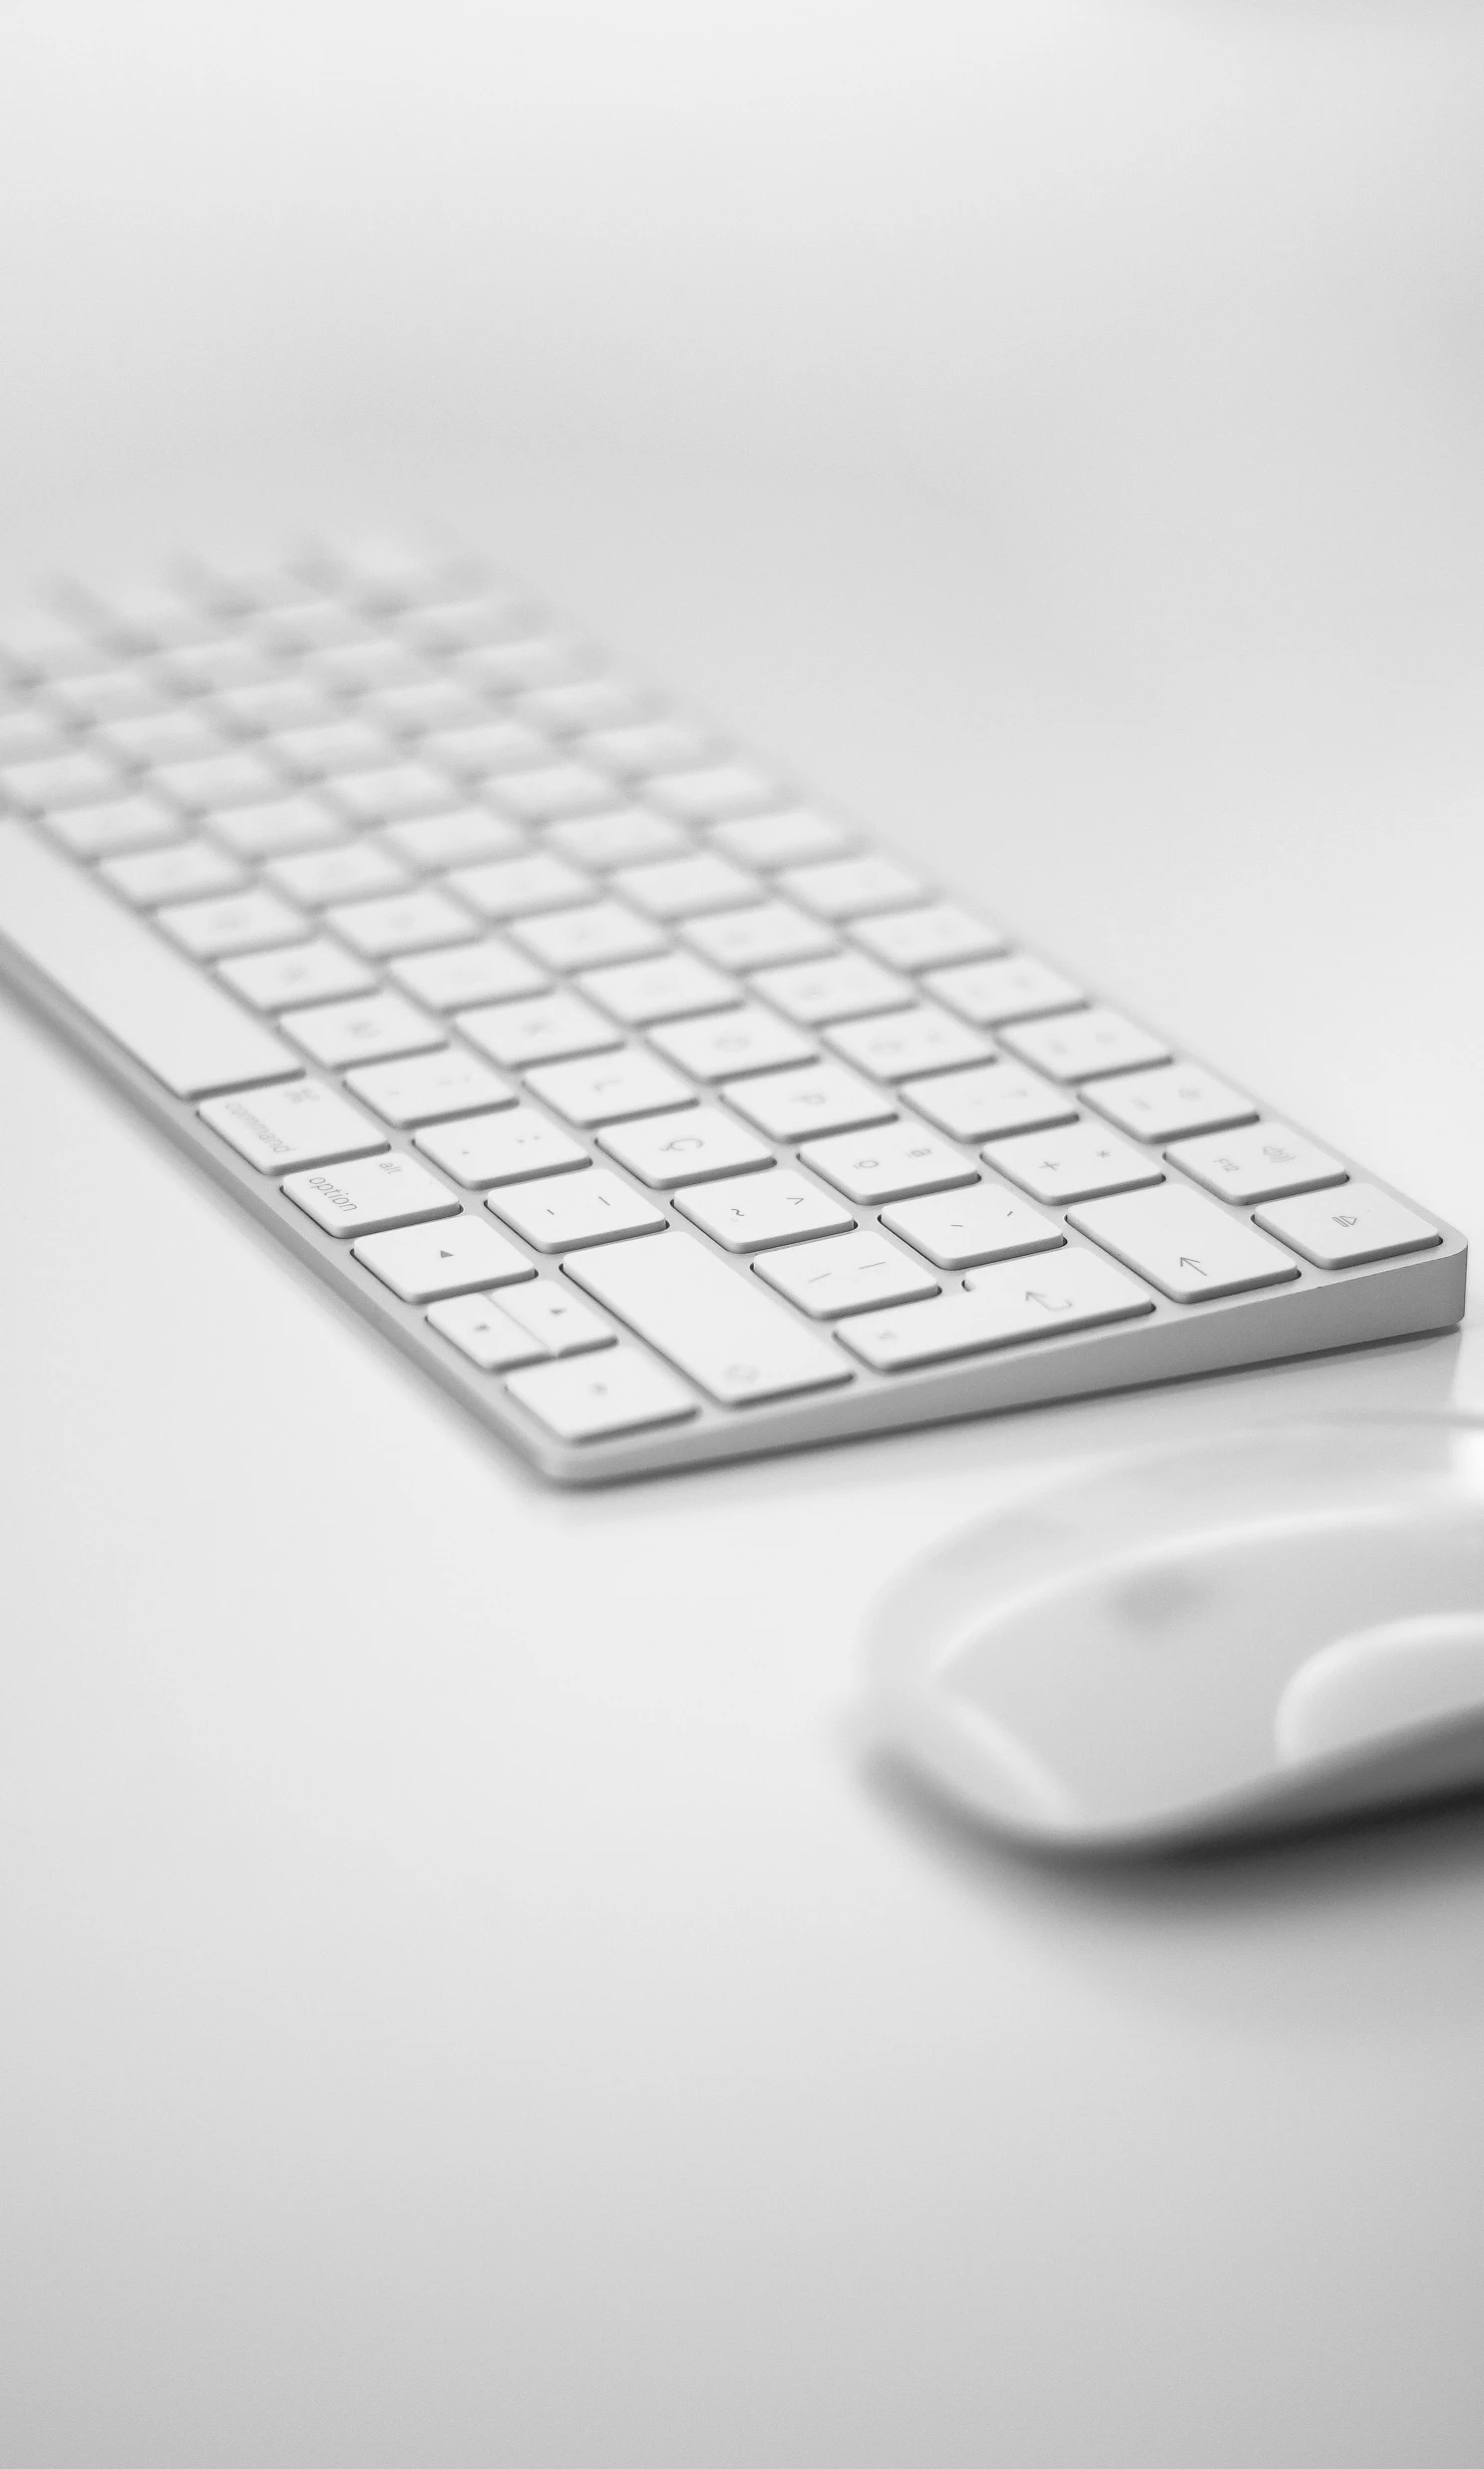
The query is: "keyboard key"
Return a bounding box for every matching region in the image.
[752,953,913,1026]
[826,1004,993,1082]
[839,1250,1153,1370]
[779,855,925,920]
[674,1169,855,1252]
[577,953,738,1026]
[989,1123,1163,1205]
[164,639,280,695]
[576,719,716,777]
[45,794,182,859]
[1085,1061,1258,1142]
[598,1105,773,1189]
[754,1229,938,1318]
[267,718,401,777]
[649,1004,816,1081]
[99,839,245,906]
[721,1060,895,1143]
[364,679,491,736]
[258,600,379,655]
[331,763,462,826]
[99,710,232,769]
[564,1230,851,1404]
[458,991,620,1067]
[210,794,347,859]
[428,1294,550,1372]
[396,597,529,655]
[611,852,758,920]
[2,749,127,810]
[327,887,475,959]
[926,954,1084,1027]
[679,899,837,972]
[183,560,311,617]
[707,808,855,869]
[0,711,69,766]
[646,764,783,824]
[850,904,1007,972]
[81,583,218,652]
[506,1348,697,1440]
[420,719,552,778]
[1068,1185,1298,1301]
[265,841,409,904]
[509,900,668,972]
[353,1213,535,1301]
[448,852,592,921]
[416,1104,589,1187]
[218,937,376,1010]
[882,1187,1065,1270]
[492,762,616,823]
[155,751,285,812]
[488,1168,667,1251]
[999,1007,1169,1082]
[303,621,432,681]
[1166,1122,1347,1205]
[903,1060,1077,1144]
[391,939,547,1010]
[0,819,298,1099]
[199,1078,387,1173]
[1254,1184,1441,1270]
[158,887,308,959]
[458,636,597,695]
[525,1050,694,1127]
[310,639,432,696]
[0,613,98,680]
[516,679,654,736]
[281,990,445,1066]
[382,808,527,870]
[499,1283,615,1358]
[51,668,172,727]
[210,677,339,736]
[283,1151,460,1237]
[800,1123,977,1205]
[344,1049,515,1127]
[546,807,691,871]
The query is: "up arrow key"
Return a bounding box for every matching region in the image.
[350,1214,537,1304]
[1065,1186,1299,1304]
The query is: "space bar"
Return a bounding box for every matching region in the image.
[0,820,298,1099]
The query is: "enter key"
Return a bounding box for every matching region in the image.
[1067,1184,1300,1303]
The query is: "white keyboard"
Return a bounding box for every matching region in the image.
[0,546,1466,1481]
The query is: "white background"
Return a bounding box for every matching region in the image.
[2,5,1483,2462]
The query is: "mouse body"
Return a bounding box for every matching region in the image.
[864,1420,1484,1852]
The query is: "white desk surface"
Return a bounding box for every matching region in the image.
[3,8,1484,2463]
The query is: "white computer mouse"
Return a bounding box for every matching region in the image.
[863,1418,1484,1852]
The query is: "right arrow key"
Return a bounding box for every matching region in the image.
[1067,1184,1300,1302]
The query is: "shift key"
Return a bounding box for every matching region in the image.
[1067,1184,1298,1302]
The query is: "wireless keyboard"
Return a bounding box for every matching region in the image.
[0,546,1466,1481]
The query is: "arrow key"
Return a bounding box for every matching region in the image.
[353,1213,537,1302]
[1066,1185,1299,1302]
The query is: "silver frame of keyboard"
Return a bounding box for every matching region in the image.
[2,916,1469,1485]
